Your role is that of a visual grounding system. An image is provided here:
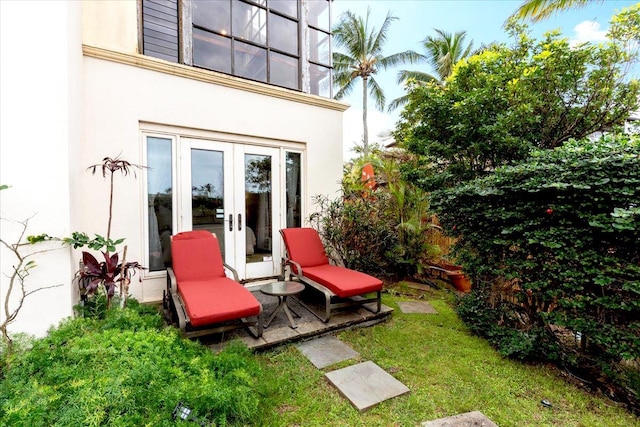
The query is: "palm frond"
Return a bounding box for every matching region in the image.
[370,10,398,55]
[334,76,356,100]
[396,70,439,85]
[388,94,411,112]
[367,77,386,111]
[378,50,422,70]
[512,0,593,22]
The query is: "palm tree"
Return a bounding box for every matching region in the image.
[333,8,419,155]
[510,0,598,22]
[388,29,474,111]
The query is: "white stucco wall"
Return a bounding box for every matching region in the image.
[0,1,82,337]
[0,0,346,338]
[80,56,345,302]
[82,0,138,53]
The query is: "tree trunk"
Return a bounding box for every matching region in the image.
[362,76,369,156]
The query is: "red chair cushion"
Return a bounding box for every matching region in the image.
[280,228,328,268]
[302,264,383,299]
[177,278,261,327]
[171,231,225,282]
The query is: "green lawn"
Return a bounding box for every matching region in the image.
[255,290,639,427]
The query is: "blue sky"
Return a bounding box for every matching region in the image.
[331,0,639,159]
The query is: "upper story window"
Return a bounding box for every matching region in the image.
[141,0,332,97]
[307,0,331,97]
[193,0,299,90]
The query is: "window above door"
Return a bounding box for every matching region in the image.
[140,0,333,97]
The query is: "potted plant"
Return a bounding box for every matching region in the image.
[446,268,472,293]
[428,261,472,293]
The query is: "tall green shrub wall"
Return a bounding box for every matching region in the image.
[433,135,640,368]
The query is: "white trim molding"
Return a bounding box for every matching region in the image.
[82,44,350,112]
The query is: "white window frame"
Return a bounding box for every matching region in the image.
[140,124,306,279]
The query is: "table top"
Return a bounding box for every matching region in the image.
[260,281,305,296]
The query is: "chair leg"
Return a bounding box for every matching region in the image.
[244,311,263,338]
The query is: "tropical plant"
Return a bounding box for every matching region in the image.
[396,18,639,190]
[389,29,475,111]
[510,0,597,22]
[332,7,419,154]
[64,155,145,309]
[312,150,440,280]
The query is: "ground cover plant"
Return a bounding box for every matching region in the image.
[0,300,267,426]
[255,290,638,427]
[2,290,637,426]
[433,134,640,411]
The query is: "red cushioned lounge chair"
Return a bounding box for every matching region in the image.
[164,230,262,338]
[279,227,382,323]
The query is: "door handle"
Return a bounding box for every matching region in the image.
[229,214,233,231]
[238,213,242,231]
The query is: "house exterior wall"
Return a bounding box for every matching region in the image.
[0,0,83,337]
[0,0,347,336]
[82,0,139,53]
[81,50,346,302]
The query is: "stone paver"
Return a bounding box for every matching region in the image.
[397,301,438,314]
[296,336,359,369]
[324,360,410,412]
[421,411,498,427]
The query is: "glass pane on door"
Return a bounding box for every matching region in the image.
[285,152,301,227]
[244,154,271,264]
[147,137,173,272]
[191,149,226,256]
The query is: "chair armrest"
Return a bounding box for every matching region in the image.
[166,267,187,331]
[223,262,240,282]
[167,267,178,294]
[281,258,303,279]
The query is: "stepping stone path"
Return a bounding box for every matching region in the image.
[325,361,411,412]
[296,336,359,369]
[295,302,497,425]
[397,301,438,314]
[296,336,409,412]
[421,411,498,427]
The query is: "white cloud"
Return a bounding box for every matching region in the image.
[570,20,608,46]
[342,108,395,161]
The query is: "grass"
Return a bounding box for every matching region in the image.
[254,289,640,427]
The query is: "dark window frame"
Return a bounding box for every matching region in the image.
[191,0,301,91]
[306,0,332,97]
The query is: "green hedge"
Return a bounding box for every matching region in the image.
[0,303,266,426]
[433,134,640,368]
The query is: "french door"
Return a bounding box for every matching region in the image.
[181,138,282,280]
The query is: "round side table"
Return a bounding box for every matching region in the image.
[261,281,305,329]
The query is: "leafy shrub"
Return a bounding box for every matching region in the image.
[434,134,640,403]
[310,154,440,280]
[0,305,265,426]
[396,18,639,190]
[310,193,398,277]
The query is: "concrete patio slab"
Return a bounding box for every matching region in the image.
[296,336,360,369]
[421,411,498,427]
[325,360,410,412]
[203,287,393,352]
[397,301,438,314]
